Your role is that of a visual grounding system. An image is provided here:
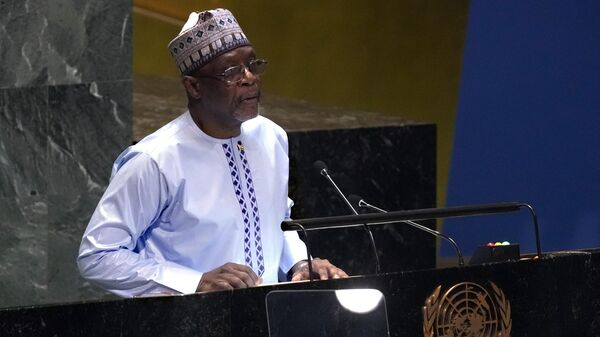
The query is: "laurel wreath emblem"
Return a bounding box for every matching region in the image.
[422,281,512,337]
[490,282,512,336]
[422,285,441,337]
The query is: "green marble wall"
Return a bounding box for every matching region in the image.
[0,0,131,308]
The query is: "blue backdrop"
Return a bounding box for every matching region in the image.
[444,0,600,256]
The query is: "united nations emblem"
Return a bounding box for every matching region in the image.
[422,282,512,337]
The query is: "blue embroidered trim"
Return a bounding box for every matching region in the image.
[235,140,265,276]
[222,141,265,276]
[222,143,254,271]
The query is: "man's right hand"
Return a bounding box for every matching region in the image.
[196,262,262,293]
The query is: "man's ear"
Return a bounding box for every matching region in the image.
[182,76,203,100]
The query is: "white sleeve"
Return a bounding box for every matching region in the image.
[77,153,203,297]
[279,197,308,273]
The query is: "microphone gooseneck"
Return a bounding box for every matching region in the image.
[314,161,359,215]
[349,194,465,267]
[313,161,381,274]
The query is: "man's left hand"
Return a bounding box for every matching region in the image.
[289,258,348,281]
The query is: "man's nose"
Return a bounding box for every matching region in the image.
[239,66,258,86]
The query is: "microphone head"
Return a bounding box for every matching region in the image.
[313,160,328,175]
[348,194,364,209]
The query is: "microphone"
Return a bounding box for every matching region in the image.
[313,160,359,215]
[313,160,381,274]
[349,194,465,267]
[348,195,387,213]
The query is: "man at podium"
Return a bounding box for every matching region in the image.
[77,8,347,297]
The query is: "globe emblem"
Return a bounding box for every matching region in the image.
[423,282,511,337]
[436,282,500,337]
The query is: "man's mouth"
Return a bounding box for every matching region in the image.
[241,93,260,103]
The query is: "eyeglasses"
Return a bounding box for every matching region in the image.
[194,59,268,85]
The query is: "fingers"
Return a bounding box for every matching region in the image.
[199,259,349,292]
[224,263,261,286]
[290,258,349,282]
[311,258,348,280]
[197,262,262,292]
[289,260,313,281]
[291,269,308,282]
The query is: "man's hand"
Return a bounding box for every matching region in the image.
[289,258,349,281]
[196,262,262,292]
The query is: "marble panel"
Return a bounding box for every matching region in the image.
[0,196,48,309]
[46,220,116,304]
[44,80,132,302]
[0,80,132,307]
[0,0,49,88]
[0,0,131,88]
[46,0,132,85]
[0,0,133,309]
[288,125,437,276]
[0,85,51,308]
[46,80,132,199]
[0,86,49,198]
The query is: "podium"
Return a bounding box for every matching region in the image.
[1,248,599,336]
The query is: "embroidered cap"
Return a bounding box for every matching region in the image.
[168,9,251,75]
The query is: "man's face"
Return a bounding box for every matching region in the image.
[193,46,261,132]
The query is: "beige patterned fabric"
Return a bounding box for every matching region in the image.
[168,9,251,75]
